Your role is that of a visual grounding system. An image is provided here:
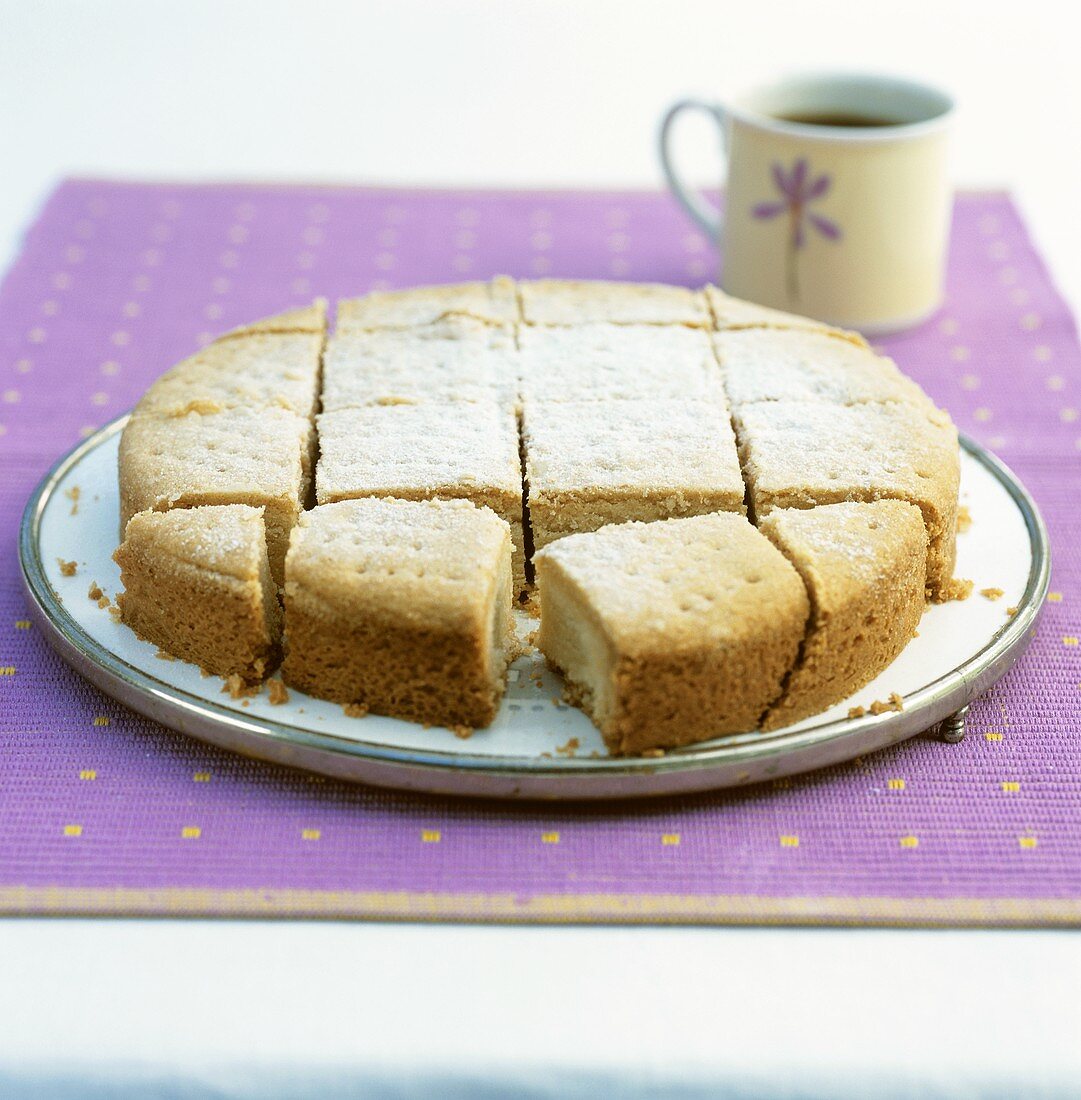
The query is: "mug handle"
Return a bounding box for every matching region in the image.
[658,99,727,241]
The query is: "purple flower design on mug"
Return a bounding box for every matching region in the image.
[752,159,841,302]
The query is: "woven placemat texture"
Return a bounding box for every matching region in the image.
[0,181,1077,925]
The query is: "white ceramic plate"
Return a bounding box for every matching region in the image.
[20,418,1048,799]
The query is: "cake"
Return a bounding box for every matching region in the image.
[517,323,720,404]
[757,501,928,729]
[114,505,280,680]
[133,332,324,422]
[322,317,518,411]
[337,277,519,331]
[705,285,866,346]
[714,328,935,410]
[114,277,964,748]
[520,278,710,327]
[118,406,310,585]
[280,497,513,728]
[315,400,526,597]
[733,399,959,595]
[533,513,809,755]
[521,396,746,552]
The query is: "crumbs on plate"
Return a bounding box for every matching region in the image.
[267,679,289,706]
[57,558,77,577]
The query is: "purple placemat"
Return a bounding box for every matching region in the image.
[0,180,1078,926]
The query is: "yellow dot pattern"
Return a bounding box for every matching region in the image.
[899,836,919,849]
[887,778,906,791]
[92,716,109,726]
[78,770,96,781]
[779,835,799,848]
[301,829,321,841]
[661,834,681,847]
[63,825,82,837]
[421,830,441,844]
[181,826,201,840]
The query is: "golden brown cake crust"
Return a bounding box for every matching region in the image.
[113,505,280,681]
[758,501,928,730]
[281,498,513,728]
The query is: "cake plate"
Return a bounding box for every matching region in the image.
[20,417,1049,800]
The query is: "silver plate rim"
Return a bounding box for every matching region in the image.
[18,415,1050,800]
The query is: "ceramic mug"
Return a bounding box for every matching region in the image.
[659,73,954,334]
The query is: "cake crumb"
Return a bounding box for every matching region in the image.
[267,679,289,706]
[550,696,564,708]
[107,605,122,623]
[980,587,1005,601]
[65,486,80,515]
[154,648,177,661]
[451,724,474,740]
[956,505,972,533]
[1006,605,1018,617]
[555,737,580,757]
[87,581,104,602]
[931,577,974,603]
[96,596,110,610]
[57,558,77,576]
[641,748,666,758]
[848,705,866,719]
[869,693,904,715]
[221,674,258,700]
[343,702,369,718]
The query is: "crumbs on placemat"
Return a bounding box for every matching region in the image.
[267,679,289,706]
[57,558,77,576]
[65,486,80,515]
[956,505,972,533]
[980,587,1005,601]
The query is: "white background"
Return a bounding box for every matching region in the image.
[2,2,1080,1096]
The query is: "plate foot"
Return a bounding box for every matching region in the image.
[939,706,969,744]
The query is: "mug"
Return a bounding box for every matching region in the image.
[659,73,954,334]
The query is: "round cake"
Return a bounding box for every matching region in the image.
[113,278,961,753]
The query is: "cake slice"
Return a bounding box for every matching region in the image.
[321,316,518,411]
[114,505,281,681]
[519,279,710,327]
[521,396,745,552]
[118,406,310,585]
[733,399,959,596]
[713,328,936,411]
[705,286,867,346]
[281,498,513,728]
[134,332,324,422]
[337,277,518,331]
[758,501,928,729]
[315,400,527,597]
[534,513,809,754]
[217,300,328,340]
[517,323,720,404]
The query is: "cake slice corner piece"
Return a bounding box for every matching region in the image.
[519,279,711,327]
[704,285,867,346]
[758,500,928,730]
[336,277,519,332]
[534,513,809,755]
[113,504,281,681]
[217,299,328,340]
[281,497,514,728]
